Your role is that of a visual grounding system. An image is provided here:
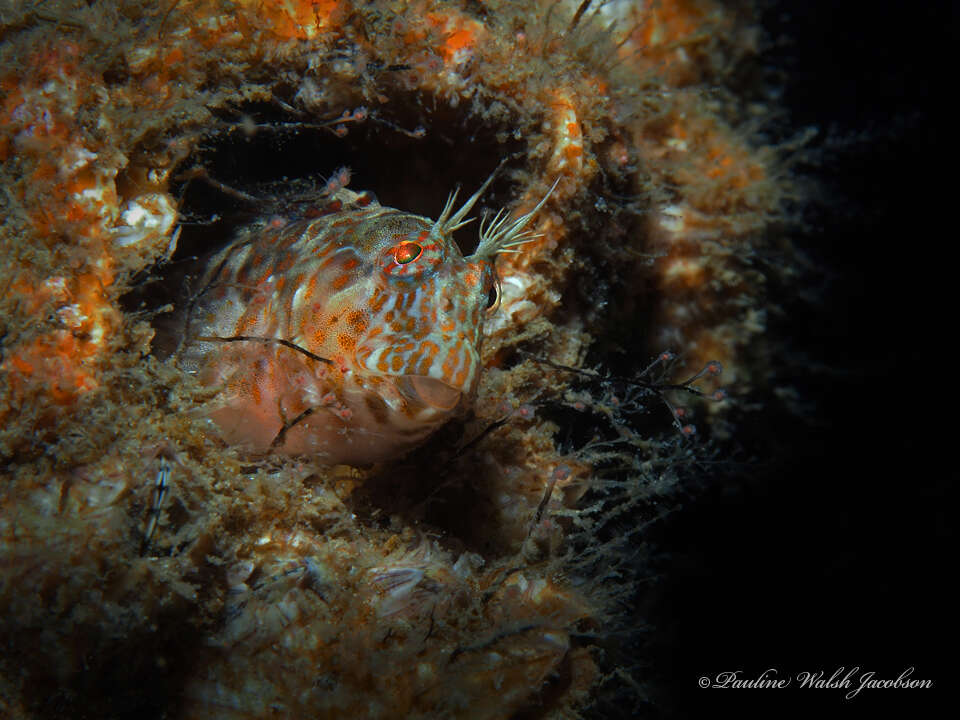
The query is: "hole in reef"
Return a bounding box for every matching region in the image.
[120,94,527,354]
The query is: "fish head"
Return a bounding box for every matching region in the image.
[354,213,500,414]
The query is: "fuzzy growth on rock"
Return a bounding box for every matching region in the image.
[1,1,798,717]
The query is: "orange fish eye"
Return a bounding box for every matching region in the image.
[394,242,422,265]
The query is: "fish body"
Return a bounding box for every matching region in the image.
[178,179,549,464]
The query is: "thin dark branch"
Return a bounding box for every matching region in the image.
[532,471,559,528]
[568,0,593,33]
[271,407,316,448]
[450,416,509,461]
[517,350,708,398]
[177,167,261,205]
[196,335,333,365]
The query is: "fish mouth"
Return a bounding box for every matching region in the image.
[401,375,463,411]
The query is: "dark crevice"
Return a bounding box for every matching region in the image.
[121,94,529,336]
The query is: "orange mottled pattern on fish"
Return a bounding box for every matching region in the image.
[178,177,553,464]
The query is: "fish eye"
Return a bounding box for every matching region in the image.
[484,278,500,311]
[394,242,422,264]
[379,234,441,279]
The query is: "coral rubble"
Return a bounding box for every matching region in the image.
[1,1,796,717]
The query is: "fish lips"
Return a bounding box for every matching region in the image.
[399,374,463,411]
[356,333,478,411]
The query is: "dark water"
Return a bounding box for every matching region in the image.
[636,1,950,718]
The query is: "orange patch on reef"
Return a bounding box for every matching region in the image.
[636,0,704,48]
[701,142,766,190]
[564,145,583,162]
[624,0,731,85]
[164,47,185,65]
[659,110,768,203]
[245,0,342,40]
[1,266,117,409]
[424,11,481,63]
[440,29,474,60]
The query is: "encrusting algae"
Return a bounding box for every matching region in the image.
[1,1,798,717]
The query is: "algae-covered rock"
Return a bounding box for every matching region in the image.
[1,2,799,717]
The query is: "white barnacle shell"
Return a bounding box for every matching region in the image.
[367,566,427,618]
[112,192,177,251]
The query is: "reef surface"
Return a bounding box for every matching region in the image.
[0,1,797,717]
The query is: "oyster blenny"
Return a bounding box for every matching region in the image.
[178,176,553,464]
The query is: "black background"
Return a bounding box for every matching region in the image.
[638,1,951,717]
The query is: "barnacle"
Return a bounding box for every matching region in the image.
[1,1,798,717]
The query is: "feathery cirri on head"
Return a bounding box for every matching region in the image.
[177,171,556,464]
